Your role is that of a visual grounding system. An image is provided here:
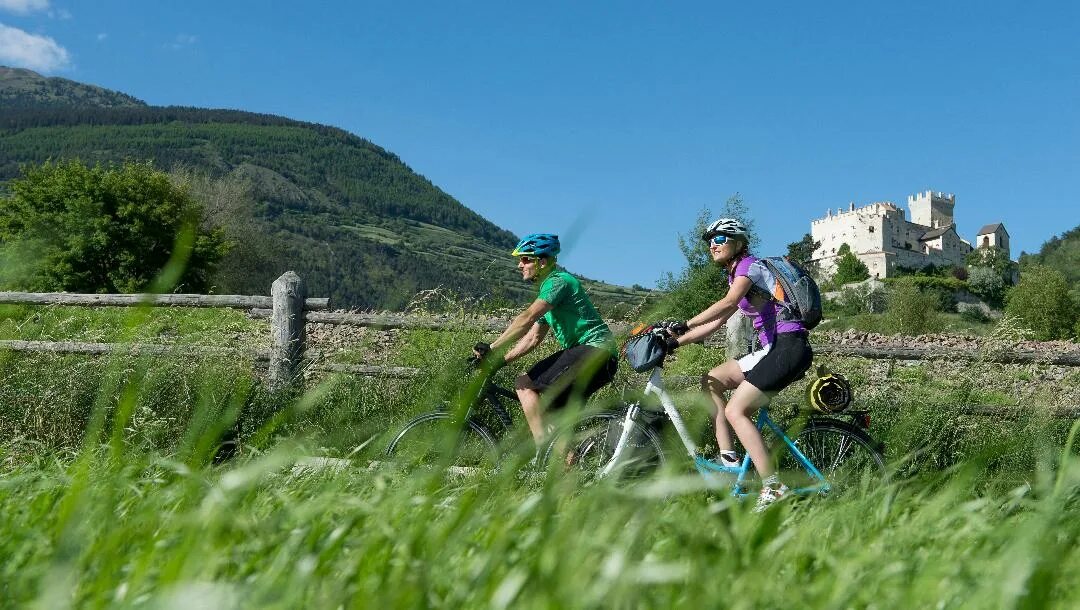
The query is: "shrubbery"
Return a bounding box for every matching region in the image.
[830,282,886,316]
[883,275,964,313]
[966,266,1007,307]
[0,160,229,293]
[880,279,945,335]
[1004,264,1078,340]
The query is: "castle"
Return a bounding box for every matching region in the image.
[810,190,1010,279]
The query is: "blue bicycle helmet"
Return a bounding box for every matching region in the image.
[511,233,560,257]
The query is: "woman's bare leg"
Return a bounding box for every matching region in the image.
[724,381,773,478]
[702,360,744,452]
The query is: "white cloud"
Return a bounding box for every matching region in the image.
[0,0,50,15]
[166,33,198,50]
[0,22,70,72]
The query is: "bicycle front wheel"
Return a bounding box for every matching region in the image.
[384,412,499,474]
[545,411,665,481]
[777,419,887,494]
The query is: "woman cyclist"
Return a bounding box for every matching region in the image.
[663,219,813,510]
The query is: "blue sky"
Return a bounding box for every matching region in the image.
[2,1,1077,288]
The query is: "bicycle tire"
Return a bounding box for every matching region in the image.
[545,411,666,481]
[384,411,500,474]
[777,418,887,494]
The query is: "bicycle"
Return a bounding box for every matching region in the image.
[385,356,631,474]
[383,360,518,471]
[555,327,887,498]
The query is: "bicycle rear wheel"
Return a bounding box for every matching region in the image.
[384,412,499,474]
[777,419,886,494]
[546,411,665,481]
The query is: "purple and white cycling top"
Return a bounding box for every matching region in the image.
[728,255,807,347]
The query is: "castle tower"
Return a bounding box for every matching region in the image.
[907,190,955,229]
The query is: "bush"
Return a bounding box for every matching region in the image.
[0,159,229,293]
[958,303,991,324]
[881,280,945,335]
[966,266,1007,307]
[1004,264,1078,340]
[883,275,964,313]
[832,245,870,287]
[834,282,887,316]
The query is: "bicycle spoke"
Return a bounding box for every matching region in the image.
[778,421,886,495]
[830,435,853,470]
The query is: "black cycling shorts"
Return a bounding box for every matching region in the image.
[526,345,618,410]
[743,332,813,393]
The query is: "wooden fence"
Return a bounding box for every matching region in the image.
[0,271,1077,404]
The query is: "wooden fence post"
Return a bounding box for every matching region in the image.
[270,271,307,390]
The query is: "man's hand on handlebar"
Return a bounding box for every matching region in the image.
[473,342,491,359]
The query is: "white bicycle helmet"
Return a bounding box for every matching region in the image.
[702,218,750,241]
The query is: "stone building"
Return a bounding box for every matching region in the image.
[810,190,1009,279]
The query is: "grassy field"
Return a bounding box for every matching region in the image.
[1,304,1079,607]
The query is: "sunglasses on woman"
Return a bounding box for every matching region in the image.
[709,234,730,246]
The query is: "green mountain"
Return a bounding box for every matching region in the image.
[0,66,145,108]
[0,67,648,312]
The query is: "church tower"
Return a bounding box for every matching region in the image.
[907,190,955,229]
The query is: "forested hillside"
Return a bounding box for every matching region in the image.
[1019,224,1080,300]
[0,68,647,310]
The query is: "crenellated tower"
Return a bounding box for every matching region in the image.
[907,190,955,229]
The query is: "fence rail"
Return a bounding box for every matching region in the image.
[0,273,1077,406]
[0,291,328,311]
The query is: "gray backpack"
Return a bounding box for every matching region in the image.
[748,257,823,330]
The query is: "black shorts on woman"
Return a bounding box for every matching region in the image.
[744,331,813,393]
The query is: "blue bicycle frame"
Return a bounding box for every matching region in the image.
[600,367,830,496]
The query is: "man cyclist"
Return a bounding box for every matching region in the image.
[663,219,813,510]
[473,233,618,447]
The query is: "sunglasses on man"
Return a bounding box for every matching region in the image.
[518,256,539,264]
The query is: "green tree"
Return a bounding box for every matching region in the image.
[832,243,870,286]
[657,194,753,319]
[786,232,821,276]
[169,166,284,294]
[1018,224,1080,303]
[0,159,229,293]
[1004,264,1078,340]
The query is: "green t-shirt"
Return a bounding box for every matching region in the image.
[536,270,614,353]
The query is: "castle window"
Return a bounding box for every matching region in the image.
[868,226,875,233]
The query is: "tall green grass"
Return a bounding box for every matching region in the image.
[1,305,1079,607]
[3,425,1080,607]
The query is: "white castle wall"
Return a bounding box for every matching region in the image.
[810,190,979,279]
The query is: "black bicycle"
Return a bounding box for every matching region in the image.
[384,361,525,471]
